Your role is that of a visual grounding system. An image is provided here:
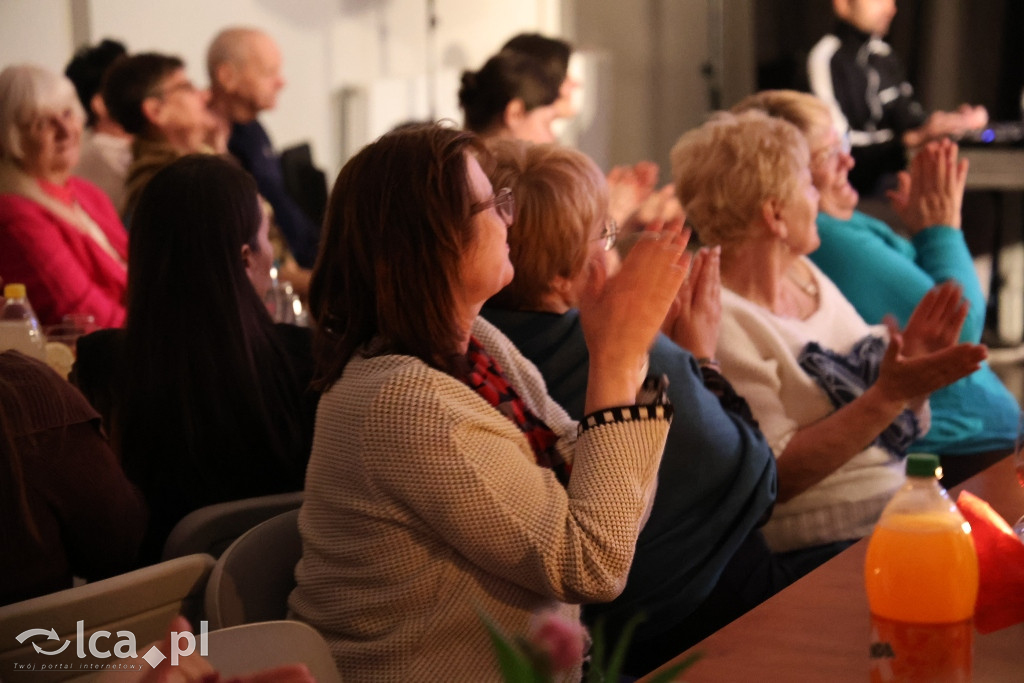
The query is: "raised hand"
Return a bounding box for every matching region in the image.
[875,282,985,404]
[579,219,690,411]
[888,139,968,234]
[662,245,721,359]
[874,331,985,405]
[896,281,969,358]
[607,161,659,226]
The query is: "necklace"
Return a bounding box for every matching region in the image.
[786,266,819,300]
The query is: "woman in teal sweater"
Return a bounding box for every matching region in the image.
[734,90,1018,486]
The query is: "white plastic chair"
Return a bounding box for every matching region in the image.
[204,620,341,683]
[0,553,214,682]
[161,490,303,561]
[203,508,302,630]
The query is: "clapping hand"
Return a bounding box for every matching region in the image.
[662,246,721,360]
[875,282,986,404]
[607,161,659,226]
[888,138,968,234]
[579,218,690,411]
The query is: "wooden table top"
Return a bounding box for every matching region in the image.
[639,455,1024,682]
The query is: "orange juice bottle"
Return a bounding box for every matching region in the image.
[865,453,979,682]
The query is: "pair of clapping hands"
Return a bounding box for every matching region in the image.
[889,137,968,235]
[606,161,684,232]
[580,215,985,408]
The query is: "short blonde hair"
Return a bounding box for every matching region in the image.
[671,110,809,246]
[485,139,608,310]
[731,89,835,154]
[0,64,85,162]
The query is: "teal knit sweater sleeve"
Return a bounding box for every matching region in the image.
[810,211,983,342]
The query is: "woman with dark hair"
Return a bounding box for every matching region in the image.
[501,32,578,120]
[1,350,144,605]
[65,38,132,213]
[72,154,316,562]
[289,122,688,681]
[458,50,559,143]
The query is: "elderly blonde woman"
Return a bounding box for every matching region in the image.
[480,140,790,676]
[732,90,1018,487]
[0,64,127,327]
[671,111,986,560]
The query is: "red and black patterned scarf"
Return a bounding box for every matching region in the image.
[462,336,571,487]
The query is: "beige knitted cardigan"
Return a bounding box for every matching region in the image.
[290,317,669,682]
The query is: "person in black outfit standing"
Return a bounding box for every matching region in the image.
[806,0,987,196]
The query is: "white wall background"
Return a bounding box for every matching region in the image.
[0,0,753,182]
[0,0,567,179]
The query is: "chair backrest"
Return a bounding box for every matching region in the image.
[161,490,304,561]
[0,553,214,682]
[204,620,341,683]
[280,142,328,227]
[203,509,302,630]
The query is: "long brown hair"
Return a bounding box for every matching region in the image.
[116,155,310,553]
[309,123,486,388]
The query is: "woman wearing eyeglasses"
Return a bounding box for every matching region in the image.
[671,110,986,565]
[0,64,128,327]
[732,90,1019,487]
[289,123,689,681]
[479,139,787,675]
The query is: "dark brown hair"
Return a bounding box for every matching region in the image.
[102,52,183,135]
[116,155,310,553]
[458,51,559,135]
[309,123,486,388]
[501,33,572,89]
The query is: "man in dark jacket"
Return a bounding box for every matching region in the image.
[806,0,987,196]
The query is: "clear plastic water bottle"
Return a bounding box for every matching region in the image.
[0,283,47,361]
[865,453,979,682]
[264,265,310,327]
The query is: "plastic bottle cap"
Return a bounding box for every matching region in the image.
[3,283,26,299]
[906,452,941,478]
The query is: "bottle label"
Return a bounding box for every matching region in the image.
[869,615,973,682]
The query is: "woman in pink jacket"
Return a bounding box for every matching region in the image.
[0,64,127,327]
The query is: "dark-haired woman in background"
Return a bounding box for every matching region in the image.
[72,154,316,562]
[1,350,145,605]
[289,122,688,681]
[458,50,559,143]
[501,32,577,121]
[65,38,132,214]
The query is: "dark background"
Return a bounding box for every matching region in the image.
[754,0,1024,121]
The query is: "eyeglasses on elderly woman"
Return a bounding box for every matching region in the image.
[471,187,515,226]
[596,218,618,252]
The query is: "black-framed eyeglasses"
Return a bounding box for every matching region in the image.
[596,218,618,251]
[471,187,515,227]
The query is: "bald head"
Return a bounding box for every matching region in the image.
[207,27,284,121]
